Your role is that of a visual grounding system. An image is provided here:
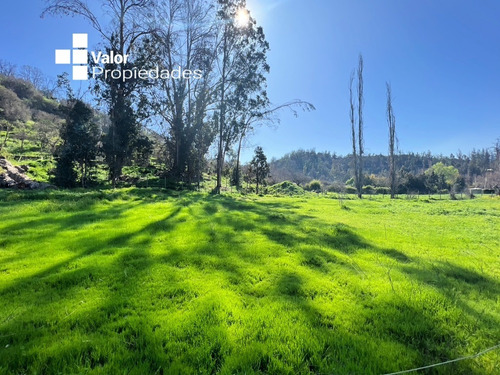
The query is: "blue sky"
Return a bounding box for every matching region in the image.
[1,0,500,162]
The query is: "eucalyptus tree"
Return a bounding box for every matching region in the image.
[148,0,217,182]
[213,0,270,193]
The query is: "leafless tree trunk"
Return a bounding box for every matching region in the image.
[356,55,364,199]
[349,55,364,198]
[349,72,358,196]
[386,82,397,199]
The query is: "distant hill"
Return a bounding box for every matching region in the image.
[0,74,64,155]
[0,74,65,182]
[269,149,498,187]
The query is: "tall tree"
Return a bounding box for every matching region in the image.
[349,72,358,197]
[149,0,217,182]
[55,99,100,187]
[214,0,269,194]
[43,0,155,186]
[356,55,364,198]
[386,82,397,199]
[349,54,364,198]
[249,146,269,194]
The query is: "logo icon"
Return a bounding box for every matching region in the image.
[55,34,88,80]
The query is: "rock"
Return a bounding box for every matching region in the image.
[0,158,43,190]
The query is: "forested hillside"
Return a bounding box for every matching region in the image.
[270,148,500,193]
[0,74,65,182]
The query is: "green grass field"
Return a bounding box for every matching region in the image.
[0,190,499,374]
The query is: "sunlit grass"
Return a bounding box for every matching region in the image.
[0,189,499,374]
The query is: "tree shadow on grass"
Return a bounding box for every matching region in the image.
[401,260,500,328]
[0,204,183,296]
[270,270,482,374]
[200,195,497,373]
[0,201,187,374]
[0,192,497,374]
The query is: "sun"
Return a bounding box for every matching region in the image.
[235,8,250,27]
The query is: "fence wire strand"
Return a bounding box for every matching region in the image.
[382,343,500,375]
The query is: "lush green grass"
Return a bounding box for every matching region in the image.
[0,190,499,374]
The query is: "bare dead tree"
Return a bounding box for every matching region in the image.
[349,72,358,196]
[349,54,364,198]
[386,82,397,199]
[356,54,364,198]
[0,59,17,77]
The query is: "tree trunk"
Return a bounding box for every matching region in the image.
[215,26,229,194]
[235,132,244,189]
[357,55,364,199]
[0,128,10,152]
[386,83,397,199]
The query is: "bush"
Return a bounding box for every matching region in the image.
[268,181,304,196]
[326,183,343,193]
[305,179,322,192]
[362,185,375,194]
[345,177,354,186]
[375,186,390,195]
[345,186,357,194]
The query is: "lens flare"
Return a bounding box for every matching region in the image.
[235,8,250,27]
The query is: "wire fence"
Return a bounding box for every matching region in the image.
[382,343,500,375]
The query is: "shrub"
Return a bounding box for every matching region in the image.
[375,187,390,195]
[305,179,322,192]
[268,181,304,196]
[326,182,344,193]
[345,186,357,194]
[362,185,375,194]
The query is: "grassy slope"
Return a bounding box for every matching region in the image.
[0,190,499,374]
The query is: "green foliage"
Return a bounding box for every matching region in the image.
[304,179,322,192]
[362,185,375,194]
[268,181,304,196]
[270,149,497,188]
[425,162,460,188]
[55,153,77,187]
[0,191,498,374]
[56,100,100,188]
[230,166,240,188]
[0,84,30,123]
[375,186,390,195]
[345,177,355,186]
[249,146,270,194]
[345,186,357,194]
[0,75,64,165]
